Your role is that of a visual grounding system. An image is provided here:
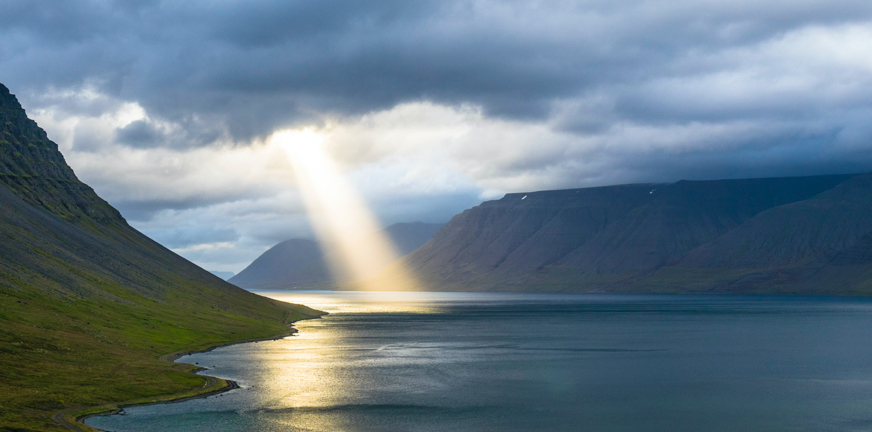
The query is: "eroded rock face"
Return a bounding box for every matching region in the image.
[0,84,124,224]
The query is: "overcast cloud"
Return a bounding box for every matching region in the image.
[3,0,872,271]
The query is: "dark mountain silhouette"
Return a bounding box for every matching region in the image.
[230,238,330,289]
[384,222,448,256]
[0,82,310,308]
[402,174,872,294]
[230,222,444,290]
[210,270,236,280]
[0,83,320,429]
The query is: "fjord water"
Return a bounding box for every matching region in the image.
[88,292,872,432]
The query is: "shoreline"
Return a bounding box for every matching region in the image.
[54,312,326,432]
[71,378,240,430]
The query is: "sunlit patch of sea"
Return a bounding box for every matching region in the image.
[87,291,872,432]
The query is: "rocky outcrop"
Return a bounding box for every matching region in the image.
[0,83,123,224]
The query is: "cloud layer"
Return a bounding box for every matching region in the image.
[3,0,872,271]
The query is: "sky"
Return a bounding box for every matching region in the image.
[3,0,872,273]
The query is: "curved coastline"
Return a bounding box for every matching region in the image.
[53,312,327,432]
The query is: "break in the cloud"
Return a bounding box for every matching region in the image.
[3,0,872,271]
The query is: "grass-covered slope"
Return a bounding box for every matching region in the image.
[0,83,322,431]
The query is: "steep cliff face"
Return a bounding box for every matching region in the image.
[0,83,123,224]
[403,174,864,293]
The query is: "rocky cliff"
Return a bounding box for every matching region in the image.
[0,84,123,224]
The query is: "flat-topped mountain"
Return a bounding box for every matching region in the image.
[0,83,321,430]
[230,222,444,290]
[403,173,872,294]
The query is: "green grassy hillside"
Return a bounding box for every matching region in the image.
[0,84,323,431]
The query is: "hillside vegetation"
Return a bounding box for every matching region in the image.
[0,84,322,431]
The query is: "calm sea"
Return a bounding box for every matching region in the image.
[87,291,872,432]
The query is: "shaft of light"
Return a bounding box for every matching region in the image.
[273,129,417,291]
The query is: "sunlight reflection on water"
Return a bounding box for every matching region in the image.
[85,293,872,432]
[252,290,489,314]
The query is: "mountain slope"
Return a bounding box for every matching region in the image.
[644,172,872,294]
[229,238,330,289]
[230,222,444,290]
[678,173,872,270]
[558,176,853,273]
[403,174,861,292]
[385,222,447,256]
[0,83,322,431]
[404,185,656,286]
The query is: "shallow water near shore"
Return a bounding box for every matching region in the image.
[87,291,872,432]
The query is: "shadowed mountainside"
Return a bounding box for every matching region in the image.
[402,173,872,294]
[209,270,236,280]
[230,238,330,289]
[0,83,322,431]
[230,222,444,290]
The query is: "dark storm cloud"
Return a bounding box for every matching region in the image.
[150,225,240,250]
[4,0,870,141]
[111,196,240,222]
[116,120,159,147]
[111,118,223,150]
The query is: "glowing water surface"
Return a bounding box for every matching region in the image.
[87,291,872,432]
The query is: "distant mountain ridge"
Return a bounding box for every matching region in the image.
[230,222,444,290]
[230,238,330,289]
[210,270,236,280]
[402,173,872,294]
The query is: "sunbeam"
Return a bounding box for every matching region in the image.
[273,129,418,291]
